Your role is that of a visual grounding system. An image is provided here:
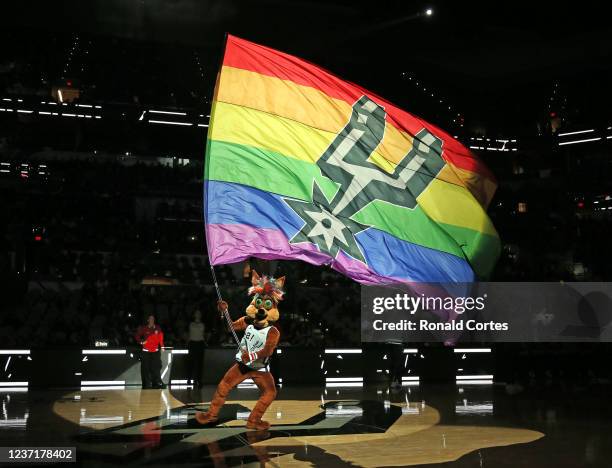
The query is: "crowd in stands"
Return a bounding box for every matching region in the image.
[0,259,359,349]
[1,121,612,350]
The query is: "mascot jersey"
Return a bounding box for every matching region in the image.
[230,316,280,371]
[235,324,276,371]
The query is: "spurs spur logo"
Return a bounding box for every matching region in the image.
[284,95,446,263]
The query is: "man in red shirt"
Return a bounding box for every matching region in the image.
[135,314,165,389]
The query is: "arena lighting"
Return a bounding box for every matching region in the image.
[0,388,28,393]
[0,350,30,355]
[559,137,602,146]
[325,382,363,388]
[149,109,187,116]
[149,120,193,126]
[81,380,126,385]
[325,377,363,382]
[454,348,492,353]
[324,349,361,353]
[17,110,33,114]
[161,353,172,379]
[456,375,493,380]
[326,407,363,416]
[197,124,209,127]
[402,406,420,413]
[558,129,594,137]
[170,379,188,384]
[425,8,433,15]
[455,403,493,414]
[81,349,126,355]
[403,348,418,353]
[456,380,493,385]
[0,382,28,387]
[160,390,170,414]
[0,419,28,426]
[402,376,420,381]
[171,349,189,354]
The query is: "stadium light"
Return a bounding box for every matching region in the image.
[425,8,433,16]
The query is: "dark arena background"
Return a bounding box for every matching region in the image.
[1,1,612,467]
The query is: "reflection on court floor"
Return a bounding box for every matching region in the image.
[0,384,549,467]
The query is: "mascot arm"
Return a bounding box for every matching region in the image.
[232,316,249,331]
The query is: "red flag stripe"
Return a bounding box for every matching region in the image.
[223,35,495,181]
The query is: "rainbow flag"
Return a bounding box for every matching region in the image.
[204,35,500,284]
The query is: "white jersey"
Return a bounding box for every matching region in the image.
[235,324,275,371]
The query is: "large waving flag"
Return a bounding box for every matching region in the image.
[204,35,500,284]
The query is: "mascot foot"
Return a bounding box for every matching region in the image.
[195,411,218,425]
[246,419,271,430]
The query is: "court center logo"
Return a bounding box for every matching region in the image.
[284,95,446,263]
[76,401,403,465]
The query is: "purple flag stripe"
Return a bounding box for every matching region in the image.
[206,223,404,286]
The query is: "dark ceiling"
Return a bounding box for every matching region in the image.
[4,0,612,134]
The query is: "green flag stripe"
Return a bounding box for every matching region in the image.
[207,139,498,267]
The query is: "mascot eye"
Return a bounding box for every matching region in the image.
[264,299,273,310]
[255,298,263,307]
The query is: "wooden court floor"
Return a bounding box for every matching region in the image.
[2,383,609,467]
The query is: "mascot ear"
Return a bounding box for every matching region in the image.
[251,270,261,287]
[275,276,286,290]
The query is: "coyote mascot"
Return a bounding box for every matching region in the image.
[195,271,284,430]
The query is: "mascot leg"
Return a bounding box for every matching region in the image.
[195,364,246,424]
[246,371,277,430]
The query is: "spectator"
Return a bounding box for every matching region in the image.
[187,309,206,388]
[135,314,165,389]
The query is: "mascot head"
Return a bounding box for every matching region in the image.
[245,270,285,328]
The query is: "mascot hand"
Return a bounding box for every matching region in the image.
[217,300,228,318]
[241,350,258,364]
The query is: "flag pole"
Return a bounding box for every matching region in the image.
[204,32,239,346]
[209,263,240,345]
